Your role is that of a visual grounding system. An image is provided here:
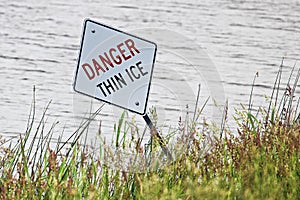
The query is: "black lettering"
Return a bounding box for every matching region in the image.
[97,83,107,97]
[102,79,115,95]
[136,61,148,76]
[110,77,119,90]
[125,68,134,82]
[130,66,141,79]
[115,73,127,88]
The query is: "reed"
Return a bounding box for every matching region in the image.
[0,61,299,199]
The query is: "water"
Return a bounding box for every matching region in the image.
[1,0,300,143]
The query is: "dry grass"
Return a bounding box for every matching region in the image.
[0,61,299,199]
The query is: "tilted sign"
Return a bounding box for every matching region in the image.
[73,19,157,115]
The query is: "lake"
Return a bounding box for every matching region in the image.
[0,0,299,145]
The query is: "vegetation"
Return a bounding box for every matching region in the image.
[0,62,299,199]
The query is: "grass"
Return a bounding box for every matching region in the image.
[0,61,300,199]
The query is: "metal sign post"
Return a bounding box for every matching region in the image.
[143,114,173,161]
[74,19,172,161]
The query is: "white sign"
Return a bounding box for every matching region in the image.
[73,19,157,115]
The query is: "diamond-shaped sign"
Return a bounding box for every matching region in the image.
[73,19,157,115]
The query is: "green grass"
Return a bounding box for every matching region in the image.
[0,62,300,199]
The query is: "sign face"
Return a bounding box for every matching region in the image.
[73,19,157,115]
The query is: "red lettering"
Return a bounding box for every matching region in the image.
[109,48,122,65]
[92,59,106,75]
[124,39,140,56]
[117,43,131,61]
[83,39,141,79]
[82,63,95,80]
[99,52,114,70]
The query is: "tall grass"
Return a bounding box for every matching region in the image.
[0,62,299,199]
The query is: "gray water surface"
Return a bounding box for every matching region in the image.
[1,0,299,142]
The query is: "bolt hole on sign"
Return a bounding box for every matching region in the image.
[73,19,157,115]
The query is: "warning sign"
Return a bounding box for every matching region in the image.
[73,19,157,115]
